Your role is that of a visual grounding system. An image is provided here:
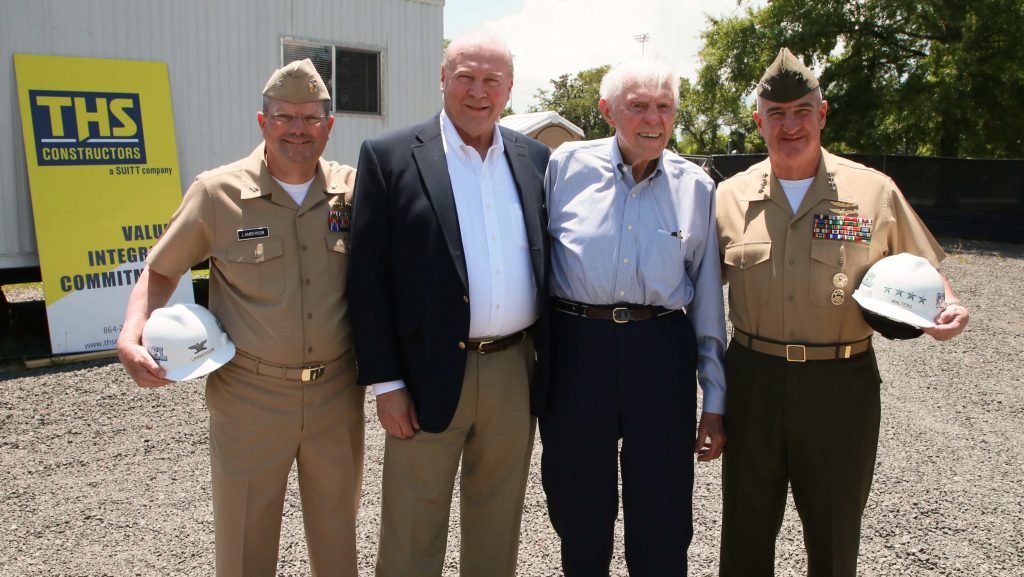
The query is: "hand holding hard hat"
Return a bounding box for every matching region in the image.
[142,303,236,381]
[852,253,953,340]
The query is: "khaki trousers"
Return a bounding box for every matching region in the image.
[205,352,365,577]
[375,338,536,577]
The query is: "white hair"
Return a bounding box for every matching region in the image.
[599,59,679,107]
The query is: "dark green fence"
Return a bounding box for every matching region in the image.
[685,154,1024,244]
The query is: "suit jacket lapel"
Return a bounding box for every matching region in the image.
[501,127,546,290]
[412,117,469,291]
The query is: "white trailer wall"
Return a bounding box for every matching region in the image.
[0,0,445,270]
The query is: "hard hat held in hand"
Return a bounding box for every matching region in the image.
[142,303,236,381]
[852,253,945,340]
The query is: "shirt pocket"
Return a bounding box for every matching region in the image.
[225,237,285,299]
[723,240,772,308]
[809,240,870,308]
[326,232,349,286]
[641,231,687,299]
[508,203,530,248]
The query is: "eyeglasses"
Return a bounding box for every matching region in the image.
[268,113,329,127]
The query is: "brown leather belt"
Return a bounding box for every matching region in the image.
[466,330,528,355]
[552,297,676,324]
[733,329,871,362]
[232,349,349,381]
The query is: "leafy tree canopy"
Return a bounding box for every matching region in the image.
[530,65,612,140]
[699,0,1024,158]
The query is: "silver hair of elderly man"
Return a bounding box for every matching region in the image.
[599,59,680,107]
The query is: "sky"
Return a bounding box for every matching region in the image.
[443,0,768,113]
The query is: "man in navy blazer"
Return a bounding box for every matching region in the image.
[348,31,551,577]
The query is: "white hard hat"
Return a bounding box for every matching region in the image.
[852,253,944,338]
[142,303,236,381]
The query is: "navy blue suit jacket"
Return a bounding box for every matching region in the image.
[348,115,552,433]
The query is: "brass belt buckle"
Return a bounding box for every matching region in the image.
[786,344,807,362]
[301,364,325,381]
[476,339,495,354]
[611,307,630,324]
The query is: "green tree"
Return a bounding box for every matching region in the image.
[675,66,755,155]
[694,0,1024,158]
[530,66,613,139]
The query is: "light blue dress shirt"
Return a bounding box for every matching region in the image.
[546,136,727,413]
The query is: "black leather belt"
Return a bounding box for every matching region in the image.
[733,329,871,362]
[552,297,676,324]
[232,350,347,381]
[466,330,527,355]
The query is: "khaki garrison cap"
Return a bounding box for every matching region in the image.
[262,58,331,103]
[756,47,819,103]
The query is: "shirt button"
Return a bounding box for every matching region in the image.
[308,346,313,353]
[626,224,633,231]
[787,295,795,302]
[305,278,311,285]
[618,290,625,296]
[789,258,795,265]
[839,257,845,266]
[495,304,501,309]
[458,341,466,350]
[463,295,469,303]
[301,244,308,251]
[790,224,797,230]
[630,193,637,198]
[623,258,630,264]
[789,331,796,338]
[307,313,313,319]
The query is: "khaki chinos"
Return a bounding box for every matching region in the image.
[207,355,363,577]
[376,336,536,577]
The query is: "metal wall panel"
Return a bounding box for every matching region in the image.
[0,0,444,268]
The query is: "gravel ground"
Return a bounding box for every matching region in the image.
[1,238,1022,577]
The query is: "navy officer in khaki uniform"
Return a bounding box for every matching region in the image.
[117,59,363,577]
[716,48,969,577]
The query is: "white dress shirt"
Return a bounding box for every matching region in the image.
[372,111,537,396]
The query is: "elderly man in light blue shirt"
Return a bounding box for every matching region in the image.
[540,59,727,577]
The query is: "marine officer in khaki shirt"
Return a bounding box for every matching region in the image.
[716,48,969,577]
[117,59,363,577]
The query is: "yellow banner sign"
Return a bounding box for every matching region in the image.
[15,54,193,354]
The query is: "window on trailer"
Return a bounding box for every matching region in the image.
[282,40,381,115]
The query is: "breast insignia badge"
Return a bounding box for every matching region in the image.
[831,289,845,305]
